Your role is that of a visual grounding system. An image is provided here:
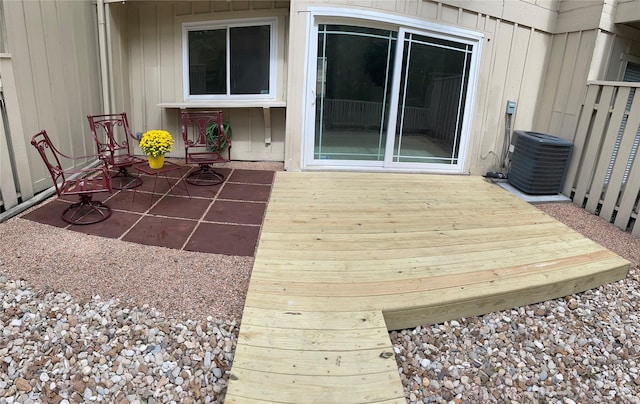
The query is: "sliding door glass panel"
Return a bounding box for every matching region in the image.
[393,33,472,164]
[315,25,396,161]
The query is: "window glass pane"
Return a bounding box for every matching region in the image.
[188,29,226,95]
[230,25,270,94]
[315,25,396,161]
[394,33,471,164]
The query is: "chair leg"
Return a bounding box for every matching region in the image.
[186,165,225,186]
[111,167,143,190]
[62,194,112,225]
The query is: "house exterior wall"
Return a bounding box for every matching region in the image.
[110,1,289,161]
[534,0,640,141]
[0,0,102,201]
[285,0,559,174]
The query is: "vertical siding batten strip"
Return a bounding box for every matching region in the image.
[0,56,34,200]
[0,94,19,210]
[561,30,597,140]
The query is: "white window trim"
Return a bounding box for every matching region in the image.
[182,17,278,101]
[301,7,484,173]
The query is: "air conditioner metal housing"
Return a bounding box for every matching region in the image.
[507,131,573,195]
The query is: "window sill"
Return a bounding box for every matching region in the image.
[158,101,286,109]
[159,101,286,145]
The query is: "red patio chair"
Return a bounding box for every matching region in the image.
[87,112,145,189]
[181,110,232,186]
[31,130,113,225]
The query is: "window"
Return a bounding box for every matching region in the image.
[183,18,277,100]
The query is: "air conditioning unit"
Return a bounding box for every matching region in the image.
[507,131,573,195]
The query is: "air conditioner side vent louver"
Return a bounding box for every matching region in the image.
[507,131,573,195]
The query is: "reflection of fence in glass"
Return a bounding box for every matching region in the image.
[321,75,462,141]
[423,75,462,146]
[322,99,428,131]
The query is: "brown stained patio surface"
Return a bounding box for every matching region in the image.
[22,165,275,257]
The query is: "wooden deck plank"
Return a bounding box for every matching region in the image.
[383,257,629,329]
[226,369,405,404]
[227,172,630,403]
[233,345,398,376]
[256,233,600,260]
[228,309,405,404]
[245,253,628,313]
[236,324,391,351]
[258,221,571,244]
[251,243,613,281]
[225,395,404,404]
[248,251,622,298]
[239,308,386,329]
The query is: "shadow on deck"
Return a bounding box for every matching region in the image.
[226,172,629,403]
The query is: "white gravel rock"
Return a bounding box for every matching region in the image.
[0,280,238,403]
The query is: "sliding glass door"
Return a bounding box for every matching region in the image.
[315,26,396,162]
[310,23,477,172]
[387,30,472,167]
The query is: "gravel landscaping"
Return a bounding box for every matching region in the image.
[1,200,639,403]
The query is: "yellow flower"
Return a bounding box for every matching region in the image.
[139,130,174,158]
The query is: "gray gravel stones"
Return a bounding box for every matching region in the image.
[0,278,237,403]
[391,284,640,403]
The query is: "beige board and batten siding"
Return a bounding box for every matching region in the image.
[535,0,640,140]
[284,0,558,174]
[116,1,289,162]
[0,0,101,207]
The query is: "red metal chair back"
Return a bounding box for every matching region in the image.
[87,112,135,165]
[30,130,113,225]
[87,112,144,189]
[30,130,70,197]
[180,110,231,186]
[181,110,231,162]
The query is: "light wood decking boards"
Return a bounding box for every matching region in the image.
[226,172,629,404]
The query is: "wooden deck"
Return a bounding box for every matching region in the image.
[225,172,630,403]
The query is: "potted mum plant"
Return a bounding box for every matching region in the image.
[139,129,174,169]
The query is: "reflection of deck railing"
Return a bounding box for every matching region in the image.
[322,99,431,132]
[320,75,462,147]
[564,81,640,235]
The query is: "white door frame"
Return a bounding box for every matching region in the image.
[301,7,483,173]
